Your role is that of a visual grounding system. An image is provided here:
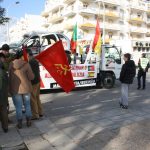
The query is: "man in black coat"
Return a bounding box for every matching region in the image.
[0,53,8,133]
[119,53,136,109]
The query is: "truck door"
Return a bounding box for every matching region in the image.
[102,45,122,79]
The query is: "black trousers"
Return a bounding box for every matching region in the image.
[137,70,146,88]
[0,105,8,130]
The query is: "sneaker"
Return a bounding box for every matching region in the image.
[137,87,141,90]
[122,105,128,109]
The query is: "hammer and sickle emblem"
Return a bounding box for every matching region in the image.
[55,64,71,76]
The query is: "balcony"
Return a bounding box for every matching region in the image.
[79,7,99,16]
[63,0,76,4]
[130,27,147,34]
[42,21,50,28]
[79,22,96,30]
[105,11,119,18]
[129,16,145,23]
[147,5,150,14]
[48,14,64,23]
[104,23,121,31]
[41,11,49,17]
[63,6,76,17]
[96,0,120,6]
[147,19,150,24]
[130,3,147,11]
[50,4,64,12]
[64,20,76,30]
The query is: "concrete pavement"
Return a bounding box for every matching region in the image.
[1,78,150,150]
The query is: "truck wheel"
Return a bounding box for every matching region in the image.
[103,73,115,89]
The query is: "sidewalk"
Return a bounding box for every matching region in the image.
[1,106,150,150]
[1,81,150,149]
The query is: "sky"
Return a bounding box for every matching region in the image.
[1,0,45,19]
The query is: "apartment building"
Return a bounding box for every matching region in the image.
[9,15,47,43]
[41,0,150,54]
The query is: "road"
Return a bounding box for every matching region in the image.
[1,75,150,150]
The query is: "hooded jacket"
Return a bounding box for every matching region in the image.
[9,59,34,95]
[119,60,136,84]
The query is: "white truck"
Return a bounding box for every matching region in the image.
[9,33,123,90]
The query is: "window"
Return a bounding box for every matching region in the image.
[83,2,88,8]
[108,32,113,39]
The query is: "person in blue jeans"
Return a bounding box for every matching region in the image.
[9,51,34,129]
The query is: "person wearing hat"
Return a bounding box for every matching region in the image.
[1,44,16,71]
[0,53,8,133]
[137,53,149,90]
[0,44,15,122]
[27,51,43,120]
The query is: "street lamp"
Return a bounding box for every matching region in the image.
[6,1,20,43]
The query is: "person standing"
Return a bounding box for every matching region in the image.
[137,54,149,90]
[1,44,15,123]
[9,51,34,129]
[27,51,43,120]
[119,53,136,109]
[0,53,8,133]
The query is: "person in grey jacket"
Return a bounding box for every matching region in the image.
[0,53,8,133]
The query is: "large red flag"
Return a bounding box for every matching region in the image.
[35,41,75,93]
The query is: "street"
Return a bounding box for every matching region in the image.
[1,75,150,150]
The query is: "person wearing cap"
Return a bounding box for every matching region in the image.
[9,51,34,129]
[0,44,15,122]
[137,54,149,90]
[27,51,43,120]
[1,44,11,71]
[0,53,8,133]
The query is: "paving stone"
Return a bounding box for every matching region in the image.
[24,135,55,150]
[93,119,113,127]
[34,119,56,133]
[55,142,84,150]
[0,128,23,146]
[19,126,41,137]
[43,131,72,146]
[78,122,99,133]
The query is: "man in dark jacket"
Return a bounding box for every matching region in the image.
[28,51,43,120]
[0,53,8,133]
[119,53,136,109]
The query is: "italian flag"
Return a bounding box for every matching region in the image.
[92,20,102,54]
[70,23,77,54]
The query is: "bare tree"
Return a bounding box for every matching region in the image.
[0,0,9,25]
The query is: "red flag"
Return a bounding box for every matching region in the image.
[35,41,75,93]
[22,45,28,61]
[92,20,102,54]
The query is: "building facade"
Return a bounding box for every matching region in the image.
[41,0,150,57]
[9,14,47,43]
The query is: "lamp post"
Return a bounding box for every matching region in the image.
[6,1,20,43]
